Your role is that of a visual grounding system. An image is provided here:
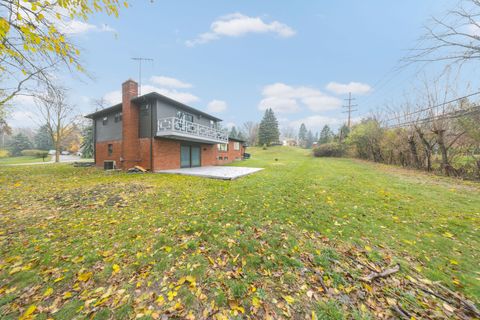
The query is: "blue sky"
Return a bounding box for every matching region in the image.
[10,0,462,133]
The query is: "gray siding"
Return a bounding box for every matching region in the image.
[139,102,157,138]
[155,100,217,128]
[95,112,122,142]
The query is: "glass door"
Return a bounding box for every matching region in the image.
[191,146,201,167]
[180,145,191,168]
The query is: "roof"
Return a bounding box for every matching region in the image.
[85,103,121,119]
[229,137,246,142]
[85,91,222,122]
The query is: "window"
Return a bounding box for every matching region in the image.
[210,120,216,128]
[114,112,122,123]
[102,116,108,125]
[217,143,228,152]
[140,104,150,116]
[108,144,113,156]
[233,142,240,151]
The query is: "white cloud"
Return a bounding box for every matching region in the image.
[290,115,344,131]
[103,85,199,106]
[150,76,192,89]
[57,20,116,35]
[7,111,36,128]
[186,13,295,46]
[207,100,227,113]
[258,83,342,114]
[326,82,372,95]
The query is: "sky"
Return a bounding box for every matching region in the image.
[8,0,467,134]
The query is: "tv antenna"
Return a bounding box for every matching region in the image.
[131,57,154,95]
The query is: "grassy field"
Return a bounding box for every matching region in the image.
[0,155,51,165]
[0,147,479,319]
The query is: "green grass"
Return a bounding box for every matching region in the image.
[0,146,479,319]
[0,155,51,165]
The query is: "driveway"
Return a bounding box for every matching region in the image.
[3,155,93,166]
[157,166,263,180]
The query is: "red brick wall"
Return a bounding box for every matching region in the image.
[121,80,140,169]
[214,140,245,165]
[201,144,216,166]
[95,140,122,168]
[152,138,181,170]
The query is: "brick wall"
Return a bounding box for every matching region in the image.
[214,140,245,165]
[201,144,216,166]
[95,140,122,168]
[152,138,181,170]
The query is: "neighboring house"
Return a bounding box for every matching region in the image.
[282,139,297,147]
[86,80,246,171]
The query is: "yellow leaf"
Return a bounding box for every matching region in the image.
[443,232,454,238]
[167,290,177,301]
[449,259,458,265]
[252,296,261,307]
[164,246,172,253]
[19,305,36,320]
[43,287,53,297]
[63,291,72,299]
[112,264,120,273]
[311,310,316,320]
[283,295,294,304]
[72,256,84,263]
[156,295,165,306]
[77,271,92,282]
[365,245,372,252]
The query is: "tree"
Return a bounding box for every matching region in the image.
[35,85,75,162]
[258,108,280,146]
[298,123,307,148]
[319,125,333,144]
[242,121,259,146]
[305,130,315,148]
[338,124,350,142]
[229,126,238,139]
[0,117,12,148]
[405,0,480,68]
[34,125,54,150]
[81,123,94,159]
[347,119,384,162]
[7,133,32,156]
[0,1,129,108]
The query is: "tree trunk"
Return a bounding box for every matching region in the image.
[408,135,420,168]
[434,129,451,174]
[416,127,433,171]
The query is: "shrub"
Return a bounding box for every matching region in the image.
[0,149,10,158]
[313,143,346,157]
[21,149,49,159]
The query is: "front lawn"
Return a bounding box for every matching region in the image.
[0,155,51,165]
[0,147,479,319]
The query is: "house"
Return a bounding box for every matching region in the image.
[86,80,246,171]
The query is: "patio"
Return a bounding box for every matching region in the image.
[157,166,263,180]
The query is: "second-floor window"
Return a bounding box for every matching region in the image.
[140,105,150,116]
[102,116,108,125]
[114,112,122,123]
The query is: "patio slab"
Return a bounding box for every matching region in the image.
[157,166,263,180]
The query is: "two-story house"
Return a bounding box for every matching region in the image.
[86,79,246,170]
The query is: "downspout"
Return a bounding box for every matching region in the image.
[150,101,154,172]
[93,119,97,165]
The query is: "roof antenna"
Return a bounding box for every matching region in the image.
[131,57,154,96]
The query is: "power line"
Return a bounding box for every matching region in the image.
[131,57,154,96]
[343,92,358,128]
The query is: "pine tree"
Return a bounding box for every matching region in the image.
[319,125,333,144]
[298,123,307,148]
[258,108,280,146]
[7,133,33,156]
[81,124,94,158]
[229,126,238,139]
[34,125,54,150]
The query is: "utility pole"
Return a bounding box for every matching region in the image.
[343,92,357,128]
[131,57,154,96]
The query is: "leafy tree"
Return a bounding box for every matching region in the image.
[34,125,54,150]
[346,119,384,162]
[0,1,129,107]
[229,126,238,139]
[81,123,94,158]
[338,124,350,142]
[298,123,307,148]
[319,125,334,144]
[258,108,280,146]
[7,133,33,156]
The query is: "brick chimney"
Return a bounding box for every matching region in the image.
[121,79,140,169]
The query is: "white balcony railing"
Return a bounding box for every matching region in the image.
[157,117,228,143]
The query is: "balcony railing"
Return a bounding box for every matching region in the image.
[157,117,228,144]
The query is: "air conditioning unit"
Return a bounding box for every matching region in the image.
[104,160,115,170]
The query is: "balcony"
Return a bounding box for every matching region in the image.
[156,117,228,144]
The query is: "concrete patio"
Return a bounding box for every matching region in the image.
[157,166,263,180]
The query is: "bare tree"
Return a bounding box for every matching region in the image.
[281,126,296,140]
[242,121,259,146]
[35,85,76,162]
[406,0,480,67]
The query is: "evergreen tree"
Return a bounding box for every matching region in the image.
[81,124,94,158]
[306,130,315,148]
[229,126,238,139]
[7,133,33,156]
[34,125,54,150]
[236,130,246,141]
[298,123,307,147]
[319,125,333,144]
[258,108,280,146]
